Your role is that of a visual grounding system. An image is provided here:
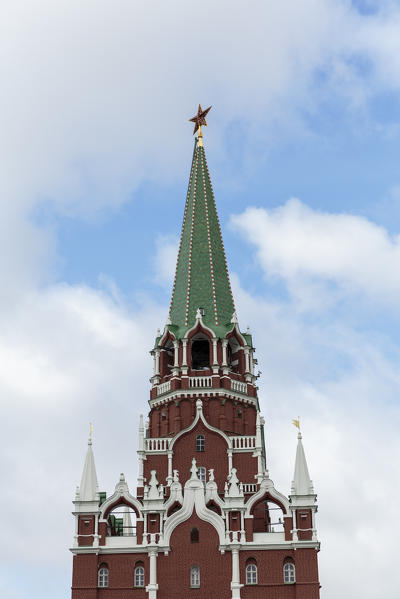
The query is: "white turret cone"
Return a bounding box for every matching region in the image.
[291,432,314,495]
[123,506,134,536]
[79,438,99,501]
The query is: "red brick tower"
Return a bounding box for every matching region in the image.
[71,118,321,598]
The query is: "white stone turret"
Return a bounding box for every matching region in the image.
[290,431,318,544]
[78,437,99,501]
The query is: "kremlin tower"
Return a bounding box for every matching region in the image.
[70,107,321,598]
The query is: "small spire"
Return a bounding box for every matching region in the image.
[79,435,99,501]
[291,431,314,495]
[231,311,238,324]
[190,457,199,480]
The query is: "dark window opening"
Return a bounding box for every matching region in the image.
[190,527,199,543]
[192,340,210,370]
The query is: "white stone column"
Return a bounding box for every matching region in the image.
[212,337,218,365]
[143,513,148,545]
[93,513,99,548]
[155,349,160,376]
[73,514,79,547]
[222,339,228,366]
[240,511,245,543]
[292,508,298,542]
[173,340,179,368]
[182,339,188,367]
[137,415,145,486]
[227,449,233,473]
[146,547,159,599]
[231,545,243,598]
[311,507,317,541]
[244,347,250,373]
[249,350,254,375]
[167,451,173,486]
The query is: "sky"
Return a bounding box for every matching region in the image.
[1,0,400,597]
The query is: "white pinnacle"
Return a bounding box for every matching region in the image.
[291,432,314,495]
[79,438,99,501]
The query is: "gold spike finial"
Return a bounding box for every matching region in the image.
[292,416,300,430]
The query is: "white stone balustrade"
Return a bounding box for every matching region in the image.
[189,376,212,388]
[242,483,257,493]
[230,436,256,450]
[157,381,171,396]
[230,379,247,393]
[145,438,170,452]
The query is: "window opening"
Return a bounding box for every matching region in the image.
[283,562,295,584]
[106,506,136,537]
[190,527,199,543]
[197,466,206,487]
[191,340,210,370]
[196,435,205,452]
[98,567,109,588]
[190,565,200,587]
[246,563,257,585]
[134,565,145,587]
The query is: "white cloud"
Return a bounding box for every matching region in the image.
[231,199,400,310]
[153,235,179,289]
[1,0,400,219]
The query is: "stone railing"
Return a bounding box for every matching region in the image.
[230,379,247,394]
[145,438,170,452]
[189,376,213,388]
[242,483,258,493]
[157,381,171,396]
[230,435,256,450]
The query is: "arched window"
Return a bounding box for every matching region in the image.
[283,562,295,584]
[196,435,205,452]
[197,466,206,486]
[98,566,109,588]
[134,565,145,587]
[190,527,199,543]
[190,565,200,587]
[191,339,210,370]
[246,563,257,585]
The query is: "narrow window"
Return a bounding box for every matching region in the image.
[283,562,295,584]
[196,435,205,452]
[192,340,210,370]
[191,527,199,543]
[197,466,206,486]
[134,565,145,587]
[246,563,257,585]
[98,567,109,588]
[190,565,200,587]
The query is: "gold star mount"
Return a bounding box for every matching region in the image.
[189,104,212,136]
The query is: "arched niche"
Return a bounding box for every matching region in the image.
[190,333,210,371]
[160,338,174,377]
[251,497,285,533]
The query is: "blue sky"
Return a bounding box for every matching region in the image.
[1,1,400,598]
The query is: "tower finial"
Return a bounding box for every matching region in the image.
[88,422,93,444]
[189,104,211,146]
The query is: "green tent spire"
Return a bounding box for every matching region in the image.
[168,137,235,339]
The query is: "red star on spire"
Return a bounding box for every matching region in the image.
[189,104,212,135]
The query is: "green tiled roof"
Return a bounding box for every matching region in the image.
[168,138,235,339]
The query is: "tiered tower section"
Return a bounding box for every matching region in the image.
[71,134,321,599]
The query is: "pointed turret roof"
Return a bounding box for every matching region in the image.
[291,432,314,496]
[79,438,99,501]
[168,137,235,339]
